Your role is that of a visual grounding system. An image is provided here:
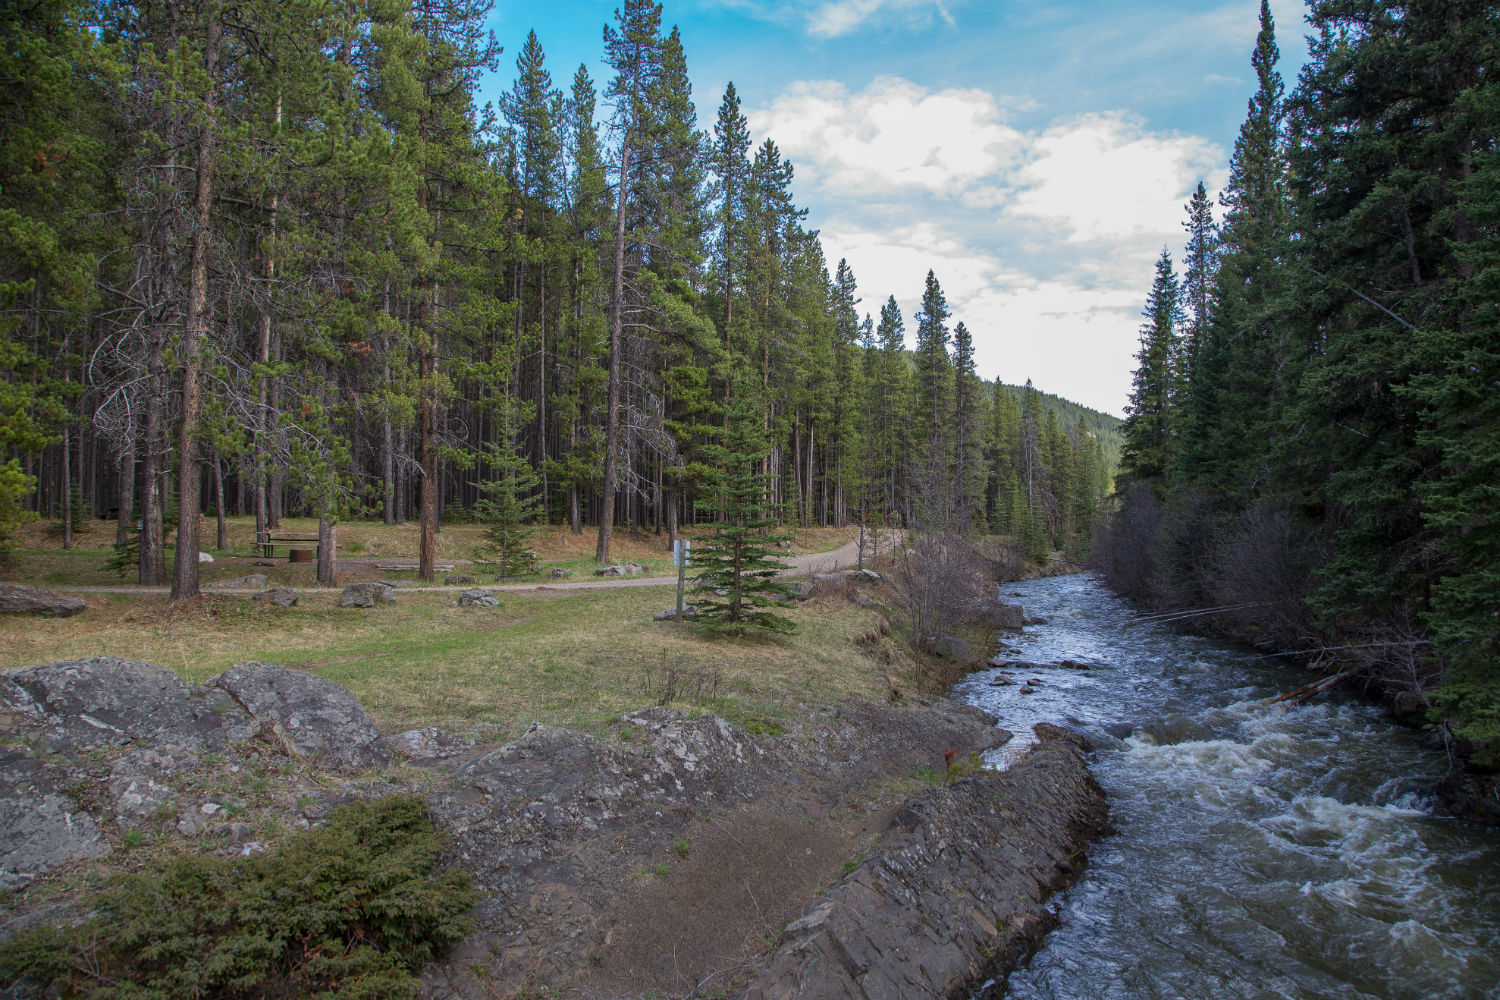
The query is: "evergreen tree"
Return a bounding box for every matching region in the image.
[475,424,541,580]
[691,401,797,635]
[1121,249,1183,485]
[913,270,953,455]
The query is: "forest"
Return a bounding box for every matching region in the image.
[1107,1,1498,756]
[0,0,1116,598]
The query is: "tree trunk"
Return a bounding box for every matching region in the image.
[61,426,72,550]
[170,16,220,601]
[115,440,133,549]
[418,344,437,582]
[140,362,166,586]
[595,140,631,563]
[317,515,337,586]
[213,452,227,550]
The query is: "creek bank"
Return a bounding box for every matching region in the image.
[1,656,1106,999]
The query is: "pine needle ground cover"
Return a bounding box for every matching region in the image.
[0,585,914,739]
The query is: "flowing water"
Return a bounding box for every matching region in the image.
[955,573,1500,1000]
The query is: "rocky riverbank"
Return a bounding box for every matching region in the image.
[1,657,1107,999]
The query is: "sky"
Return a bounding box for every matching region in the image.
[479,0,1312,417]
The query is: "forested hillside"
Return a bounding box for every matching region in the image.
[0,0,1116,593]
[1107,2,1499,754]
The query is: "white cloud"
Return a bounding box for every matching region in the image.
[751,77,1230,414]
[1009,112,1224,243]
[818,222,1145,413]
[749,77,1023,197]
[806,0,955,38]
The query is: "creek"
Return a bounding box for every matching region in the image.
[955,573,1500,1000]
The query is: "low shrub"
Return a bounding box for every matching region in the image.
[0,794,476,999]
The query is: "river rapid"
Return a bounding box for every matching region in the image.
[955,573,1500,1000]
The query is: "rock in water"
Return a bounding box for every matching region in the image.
[251,587,298,607]
[0,583,86,617]
[206,661,389,772]
[339,582,396,608]
[459,588,499,608]
[986,601,1026,630]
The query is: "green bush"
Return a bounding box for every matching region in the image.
[0,795,477,999]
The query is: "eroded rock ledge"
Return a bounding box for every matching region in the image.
[740,732,1107,1000]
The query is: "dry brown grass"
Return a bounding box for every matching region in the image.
[0,585,918,741]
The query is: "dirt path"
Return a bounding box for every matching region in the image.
[45,532,897,596]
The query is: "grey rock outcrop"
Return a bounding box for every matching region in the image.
[550,567,573,579]
[0,749,110,889]
[0,583,85,617]
[0,658,245,753]
[339,582,396,608]
[252,587,298,607]
[739,739,1107,1000]
[206,661,389,772]
[459,588,499,608]
[653,604,697,620]
[446,575,477,586]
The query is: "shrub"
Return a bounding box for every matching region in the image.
[0,795,476,999]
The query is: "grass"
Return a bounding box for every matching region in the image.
[0,584,919,740]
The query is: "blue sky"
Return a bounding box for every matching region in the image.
[480,0,1311,416]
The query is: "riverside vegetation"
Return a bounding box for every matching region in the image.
[1104,1,1500,770]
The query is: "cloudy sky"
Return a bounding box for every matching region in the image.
[480,0,1311,416]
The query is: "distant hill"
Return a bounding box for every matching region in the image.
[993,381,1125,470]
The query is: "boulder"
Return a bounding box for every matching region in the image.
[784,580,812,601]
[930,634,972,663]
[0,583,86,617]
[206,573,269,590]
[198,551,214,563]
[856,568,882,582]
[986,602,1026,631]
[653,604,698,621]
[206,661,389,772]
[458,588,499,608]
[251,587,298,608]
[550,567,573,580]
[339,582,396,608]
[0,658,244,753]
[445,574,477,586]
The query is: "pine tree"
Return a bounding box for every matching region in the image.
[1121,249,1183,486]
[1177,0,1288,500]
[913,270,953,455]
[475,401,541,580]
[691,400,797,635]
